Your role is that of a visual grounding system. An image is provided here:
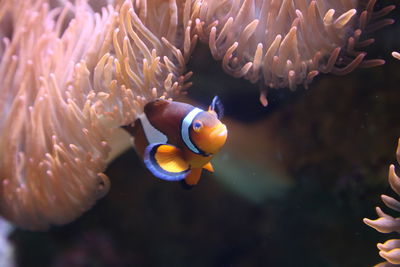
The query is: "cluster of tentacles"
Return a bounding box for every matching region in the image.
[364,140,400,266]
[0,0,396,231]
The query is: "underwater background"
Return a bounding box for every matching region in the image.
[9,5,400,267]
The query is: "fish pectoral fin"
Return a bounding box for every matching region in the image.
[203,162,214,173]
[144,143,190,181]
[184,168,203,186]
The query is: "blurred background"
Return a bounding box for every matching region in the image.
[9,3,400,267]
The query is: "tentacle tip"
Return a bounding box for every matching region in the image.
[391,52,400,60]
[363,217,372,225]
[259,91,268,107]
[377,59,385,66]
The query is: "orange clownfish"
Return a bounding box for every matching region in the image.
[125,96,227,186]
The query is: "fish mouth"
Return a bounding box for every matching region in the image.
[210,124,227,138]
[209,123,228,150]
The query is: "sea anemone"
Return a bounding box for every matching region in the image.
[191,0,395,105]
[0,0,194,230]
[0,0,395,230]
[97,0,196,126]
[364,139,400,266]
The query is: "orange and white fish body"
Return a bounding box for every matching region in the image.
[126,96,227,186]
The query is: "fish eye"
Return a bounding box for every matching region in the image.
[192,120,203,132]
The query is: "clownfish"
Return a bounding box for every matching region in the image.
[123,96,227,186]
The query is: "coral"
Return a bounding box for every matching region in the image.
[364,139,400,266]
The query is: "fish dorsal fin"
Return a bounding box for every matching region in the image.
[203,162,214,173]
[209,96,224,119]
[144,143,190,181]
[184,168,203,186]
